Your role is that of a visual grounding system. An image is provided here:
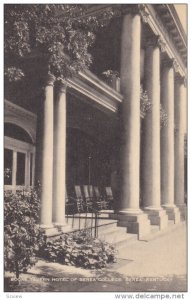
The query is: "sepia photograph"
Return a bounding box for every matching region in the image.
[3,2,188,295]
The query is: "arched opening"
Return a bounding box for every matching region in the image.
[4,123,34,144]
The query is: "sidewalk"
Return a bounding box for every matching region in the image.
[117,221,187,277]
[5,222,187,292]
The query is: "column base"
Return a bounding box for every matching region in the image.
[162,205,181,224]
[144,207,168,230]
[176,204,187,220]
[54,223,71,233]
[40,224,59,236]
[117,210,151,240]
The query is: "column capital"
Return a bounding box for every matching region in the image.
[162,57,176,70]
[172,59,180,73]
[122,4,139,16]
[139,4,150,23]
[44,73,56,87]
[56,80,67,93]
[123,4,149,21]
[174,73,186,86]
[184,77,187,87]
[145,35,166,52]
[157,36,167,52]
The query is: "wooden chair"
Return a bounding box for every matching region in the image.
[74,185,85,213]
[65,189,76,215]
[105,186,114,209]
[83,185,94,212]
[93,186,108,210]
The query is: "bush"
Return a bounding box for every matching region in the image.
[160,104,168,128]
[4,188,44,278]
[39,230,117,269]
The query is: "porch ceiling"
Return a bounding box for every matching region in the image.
[67,92,119,145]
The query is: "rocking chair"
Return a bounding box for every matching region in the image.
[83,185,94,212]
[105,186,114,209]
[93,186,108,210]
[74,185,85,213]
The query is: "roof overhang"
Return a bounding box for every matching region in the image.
[85,4,187,74]
[67,70,123,114]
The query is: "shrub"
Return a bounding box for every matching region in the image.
[140,86,168,128]
[39,230,117,269]
[160,104,168,128]
[4,188,44,278]
[140,86,152,117]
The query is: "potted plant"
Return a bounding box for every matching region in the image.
[101,70,120,92]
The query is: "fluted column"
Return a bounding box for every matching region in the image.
[141,36,168,229]
[40,74,55,230]
[118,7,150,239]
[174,74,187,219]
[161,59,180,223]
[53,81,68,230]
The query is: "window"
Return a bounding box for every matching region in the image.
[4,124,35,191]
[4,149,13,185]
[16,152,26,186]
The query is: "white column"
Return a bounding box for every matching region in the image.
[53,81,68,230]
[118,7,150,239]
[12,151,17,193]
[120,11,141,212]
[141,36,168,229]
[174,74,187,219]
[25,151,30,188]
[161,59,180,223]
[40,74,56,232]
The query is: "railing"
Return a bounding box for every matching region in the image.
[65,199,100,238]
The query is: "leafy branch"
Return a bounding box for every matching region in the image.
[4,4,117,81]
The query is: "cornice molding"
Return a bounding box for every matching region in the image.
[4,100,37,120]
[167,4,187,46]
[79,71,123,102]
[67,78,118,113]
[66,71,123,114]
[144,4,186,76]
[4,100,37,143]
[139,4,150,24]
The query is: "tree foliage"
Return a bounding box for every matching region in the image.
[4,4,116,81]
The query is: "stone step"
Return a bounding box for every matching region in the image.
[95,221,119,233]
[98,224,138,249]
[111,221,184,250]
[66,216,118,231]
[47,218,186,252]
[66,216,138,249]
[114,234,138,250]
[140,220,186,242]
[66,223,118,235]
[150,225,160,234]
[98,225,127,239]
